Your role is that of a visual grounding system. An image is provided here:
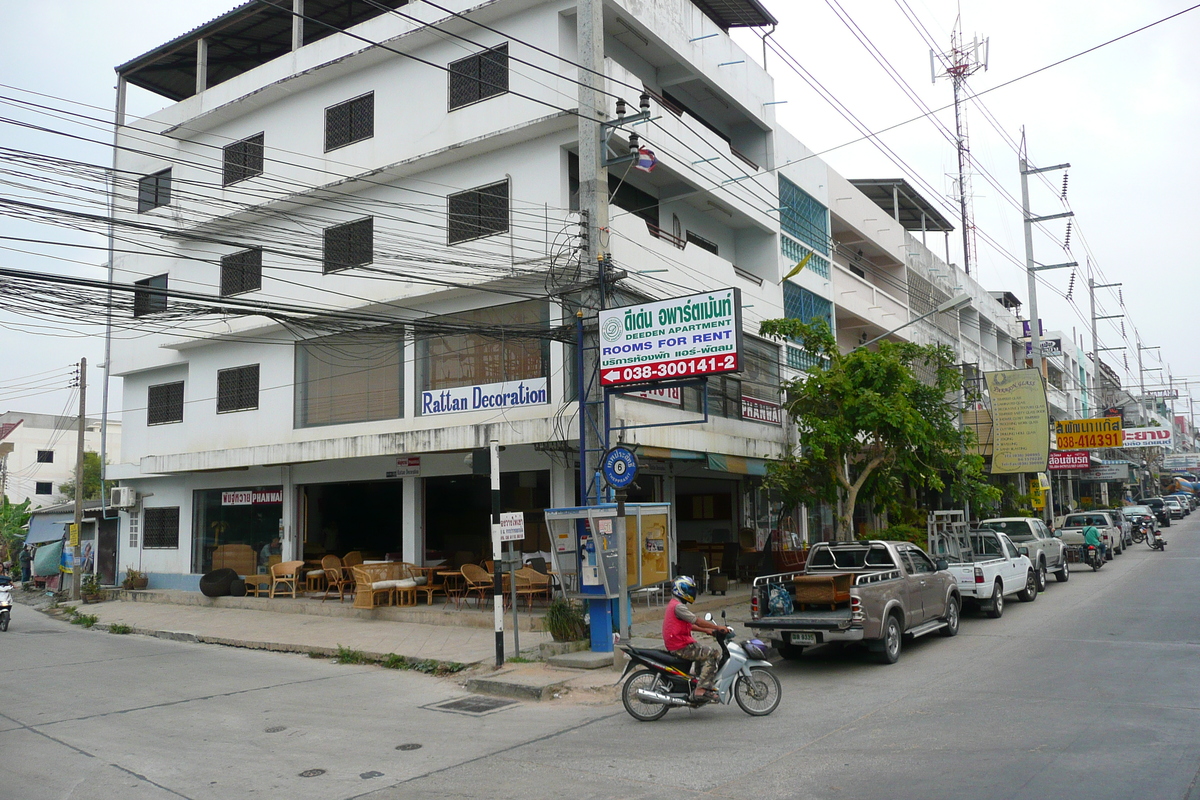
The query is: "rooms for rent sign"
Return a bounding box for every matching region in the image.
[598,289,742,386]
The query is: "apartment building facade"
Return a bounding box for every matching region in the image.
[107,0,1017,587]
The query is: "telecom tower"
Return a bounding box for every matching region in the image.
[932,18,988,276]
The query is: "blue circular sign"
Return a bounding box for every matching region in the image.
[602,447,638,489]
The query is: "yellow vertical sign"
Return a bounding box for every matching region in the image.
[984,369,1051,474]
[68,523,80,548]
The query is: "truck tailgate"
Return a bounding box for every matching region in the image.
[747,608,853,630]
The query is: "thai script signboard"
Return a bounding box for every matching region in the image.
[1048,450,1090,470]
[1054,417,1124,450]
[1122,426,1173,449]
[598,289,742,386]
[985,369,1050,474]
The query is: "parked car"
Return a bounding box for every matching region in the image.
[1103,509,1134,548]
[977,517,1069,587]
[749,540,960,664]
[1163,497,1185,519]
[1122,505,1159,535]
[935,529,1037,617]
[1170,492,1196,512]
[1140,496,1172,527]
[1058,511,1123,557]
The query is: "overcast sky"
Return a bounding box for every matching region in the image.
[0,1,1197,423]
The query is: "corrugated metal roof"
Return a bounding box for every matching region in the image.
[690,0,777,29]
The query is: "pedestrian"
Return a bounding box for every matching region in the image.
[19,545,32,583]
[259,537,281,570]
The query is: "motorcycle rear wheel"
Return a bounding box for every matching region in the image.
[734,668,781,716]
[1132,529,1146,543]
[622,669,670,721]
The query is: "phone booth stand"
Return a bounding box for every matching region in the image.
[545,503,674,652]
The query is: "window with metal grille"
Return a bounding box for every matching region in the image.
[323,217,373,273]
[217,364,259,413]
[325,92,374,151]
[778,176,829,256]
[133,274,168,317]
[783,283,832,372]
[138,169,171,213]
[143,507,180,549]
[447,180,509,244]
[222,133,264,185]
[448,43,508,110]
[36,450,53,463]
[220,248,262,296]
[147,381,184,425]
[35,482,52,495]
[781,235,830,279]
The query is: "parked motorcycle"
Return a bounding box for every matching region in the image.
[1145,524,1167,551]
[0,575,13,632]
[619,613,781,721]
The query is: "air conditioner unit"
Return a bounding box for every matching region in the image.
[110,487,136,509]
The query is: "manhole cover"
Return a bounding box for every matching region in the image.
[298,769,326,778]
[395,743,422,751]
[426,696,519,716]
[265,726,286,733]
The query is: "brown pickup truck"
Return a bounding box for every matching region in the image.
[748,540,960,664]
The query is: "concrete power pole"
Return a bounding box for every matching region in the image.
[70,357,87,600]
[1019,134,1073,524]
[1088,274,1122,414]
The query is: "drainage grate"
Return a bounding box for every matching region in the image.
[360,771,384,779]
[425,695,519,717]
[19,630,65,634]
[299,769,326,778]
[264,726,286,733]
[395,743,422,751]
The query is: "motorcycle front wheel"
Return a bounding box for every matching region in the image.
[622,669,670,721]
[734,668,781,716]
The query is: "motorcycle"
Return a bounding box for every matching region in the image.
[619,612,781,721]
[1145,524,1167,551]
[0,575,13,632]
[1069,543,1105,572]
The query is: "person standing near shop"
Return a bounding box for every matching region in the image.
[19,545,32,583]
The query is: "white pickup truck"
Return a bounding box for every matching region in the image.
[929,529,1037,618]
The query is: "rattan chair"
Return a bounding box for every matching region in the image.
[514,566,551,610]
[320,554,352,602]
[268,560,304,598]
[460,564,494,609]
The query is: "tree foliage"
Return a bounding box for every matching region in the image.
[0,497,32,566]
[57,451,103,502]
[758,319,1000,539]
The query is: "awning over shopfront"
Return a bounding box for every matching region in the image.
[639,447,704,461]
[706,454,769,476]
[25,512,71,545]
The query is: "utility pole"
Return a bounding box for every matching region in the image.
[70,357,87,600]
[1138,343,1160,423]
[1018,132,1073,524]
[1088,274,1122,415]
[1169,371,1177,452]
[933,19,987,276]
[489,438,503,667]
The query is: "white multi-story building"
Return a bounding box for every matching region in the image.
[0,412,120,509]
[107,0,1017,587]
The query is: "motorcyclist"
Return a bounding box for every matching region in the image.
[1082,524,1107,561]
[663,575,729,701]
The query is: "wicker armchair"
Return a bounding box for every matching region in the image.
[320,554,352,603]
[269,560,304,598]
[460,564,494,609]
[514,566,551,610]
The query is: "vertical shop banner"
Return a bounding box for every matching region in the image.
[984,368,1050,474]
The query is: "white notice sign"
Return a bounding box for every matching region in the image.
[498,511,526,541]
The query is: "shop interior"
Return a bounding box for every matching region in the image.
[424,470,551,564]
[301,480,405,561]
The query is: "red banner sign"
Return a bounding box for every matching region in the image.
[1048,451,1090,470]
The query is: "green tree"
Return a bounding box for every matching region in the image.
[57,451,104,502]
[758,319,999,540]
[0,497,32,566]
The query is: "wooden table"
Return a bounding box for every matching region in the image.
[436,570,466,609]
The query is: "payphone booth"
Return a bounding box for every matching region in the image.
[545,503,674,652]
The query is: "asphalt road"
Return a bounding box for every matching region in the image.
[3,516,1199,800]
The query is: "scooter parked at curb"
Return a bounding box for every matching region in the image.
[618,612,782,721]
[0,575,13,632]
[1144,523,1167,551]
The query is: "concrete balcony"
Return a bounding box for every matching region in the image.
[831,262,908,346]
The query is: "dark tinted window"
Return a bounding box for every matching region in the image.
[147,381,184,425]
[448,43,508,110]
[220,248,262,296]
[35,481,52,495]
[323,218,373,273]
[144,507,181,549]
[223,133,264,185]
[36,450,53,463]
[133,274,168,317]
[138,169,171,212]
[325,92,374,151]
[216,364,259,413]
[447,180,509,244]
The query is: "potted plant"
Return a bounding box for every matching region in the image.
[80,572,104,604]
[122,566,148,590]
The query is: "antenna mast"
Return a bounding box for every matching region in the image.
[932,13,988,276]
